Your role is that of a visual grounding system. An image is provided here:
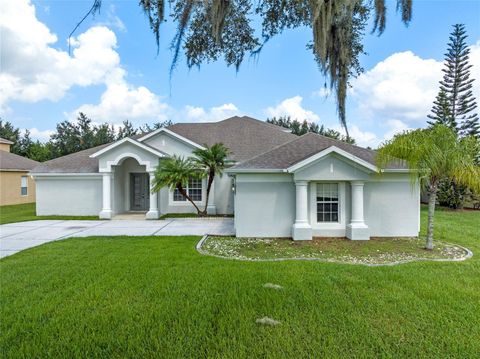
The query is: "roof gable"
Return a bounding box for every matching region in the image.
[230,132,408,172]
[287,146,378,173]
[89,137,167,159]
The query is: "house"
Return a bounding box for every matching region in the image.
[0,137,39,206]
[31,116,419,240]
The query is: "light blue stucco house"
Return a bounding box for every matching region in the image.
[31,116,419,241]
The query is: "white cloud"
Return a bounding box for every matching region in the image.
[351,45,480,126]
[71,74,171,124]
[351,51,443,123]
[0,0,123,111]
[265,96,320,121]
[184,103,240,122]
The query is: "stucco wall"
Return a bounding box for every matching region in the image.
[234,173,295,237]
[144,133,195,158]
[364,175,420,237]
[0,171,36,206]
[35,176,102,215]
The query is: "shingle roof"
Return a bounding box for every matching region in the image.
[31,143,110,173]
[0,151,39,171]
[31,117,296,173]
[0,137,14,145]
[167,116,296,161]
[231,132,407,170]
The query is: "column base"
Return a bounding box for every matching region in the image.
[146,210,159,220]
[292,222,312,241]
[99,210,113,219]
[207,204,217,215]
[346,223,370,240]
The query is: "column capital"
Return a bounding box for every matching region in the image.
[350,181,365,187]
[294,180,309,187]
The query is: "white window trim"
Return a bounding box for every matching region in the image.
[21,176,28,196]
[168,178,206,206]
[309,182,346,230]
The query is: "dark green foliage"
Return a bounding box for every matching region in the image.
[139,119,173,133]
[152,155,203,213]
[427,89,456,130]
[429,24,479,137]
[50,113,116,157]
[79,1,412,133]
[437,179,474,209]
[116,120,138,140]
[428,24,480,208]
[191,143,230,214]
[1,114,165,162]
[0,119,21,153]
[266,116,355,144]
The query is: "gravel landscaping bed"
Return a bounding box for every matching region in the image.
[199,236,472,265]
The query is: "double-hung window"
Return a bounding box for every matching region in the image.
[21,176,28,196]
[173,178,202,202]
[316,183,339,222]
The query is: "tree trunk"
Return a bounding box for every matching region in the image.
[426,184,438,250]
[202,170,215,215]
[176,184,202,214]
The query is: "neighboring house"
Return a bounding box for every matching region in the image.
[31,116,419,240]
[0,138,39,206]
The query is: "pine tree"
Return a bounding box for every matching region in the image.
[429,24,479,137]
[427,89,455,130]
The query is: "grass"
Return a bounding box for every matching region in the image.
[159,212,234,219]
[1,206,479,357]
[0,203,98,224]
[201,236,469,264]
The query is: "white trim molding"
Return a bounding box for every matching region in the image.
[137,128,205,150]
[310,182,346,237]
[287,146,378,173]
[89,137,167,159]
[100,152,158,173]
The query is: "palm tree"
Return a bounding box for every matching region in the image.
[151,155,202,214]
[191,143,230,215]
[376,125,480,250]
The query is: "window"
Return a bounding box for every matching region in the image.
[173,178,202,202]
[316,183,338,222]
[21,176,28,196]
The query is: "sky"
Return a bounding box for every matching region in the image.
[1,0,479,147]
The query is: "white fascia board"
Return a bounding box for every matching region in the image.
[381,168,413,173]
[137,128,205,150]
[89,138,166,158]
[225,168,284,174]
[31,173,102,178]
[287,146,379,173]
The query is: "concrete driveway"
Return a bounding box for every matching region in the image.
[0,218,234,258]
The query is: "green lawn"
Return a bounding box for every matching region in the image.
[1,207,479,357]
[0,203,98,224]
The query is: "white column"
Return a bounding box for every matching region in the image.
[346,181,369,240]
[146,172,159,219]
[206,179,217,215]
[292,181,312,240]
[99,172,113,219]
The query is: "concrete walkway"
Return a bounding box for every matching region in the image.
[0,218,234,258]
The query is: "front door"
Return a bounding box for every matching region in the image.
[130,173,149,211]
